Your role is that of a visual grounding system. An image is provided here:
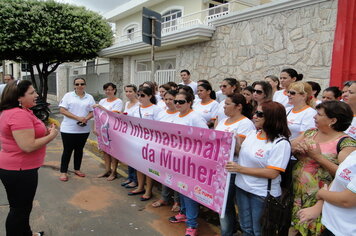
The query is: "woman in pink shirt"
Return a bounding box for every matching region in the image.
[0,80,58,236]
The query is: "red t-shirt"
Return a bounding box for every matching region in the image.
[0,107,47,170]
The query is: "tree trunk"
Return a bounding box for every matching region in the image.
[36,64,44,99]
[29,63,38,92]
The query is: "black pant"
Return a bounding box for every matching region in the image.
[322,228,335,236]
[60,132,89,173]
[0,168,38,236]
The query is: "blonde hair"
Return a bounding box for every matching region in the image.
[288,81,315,108]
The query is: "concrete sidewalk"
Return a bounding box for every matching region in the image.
[0,114,221,236]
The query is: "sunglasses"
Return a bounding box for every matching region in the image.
[138,93,146,97]
[75,83,86,86]
[174,100,187,105]
[252,89,263,95]
[254,110,264,118]
[287,91,297,96]
[219,85,227,88]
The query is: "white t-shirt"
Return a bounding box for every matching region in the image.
[322,150,356,236]
[216,90,226,103]
[215,117,256,139]
[346,116,356,139]
[98,98,123,112]
[157,99,167,110]
[235,131,291,197]
[193,100,219,122]
[273,89,293,110]
[215,117,256,161]
[59,91,95,133]
[171,110,208,129]
[157,110,179,123]
[124,101,139,117]
[287,106,317,140]
[179,81,198,95]
[132,104,163,120]
[216,99,228,124]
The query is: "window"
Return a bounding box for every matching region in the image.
[162,9,182,29]
[86,60,95,74]
[127,28,135,40]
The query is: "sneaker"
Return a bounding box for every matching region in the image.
[185,227,198,236]
[168,213,187,223]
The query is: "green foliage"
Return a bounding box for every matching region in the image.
[0,0,113,63]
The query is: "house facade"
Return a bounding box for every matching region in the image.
[100,0,342,100]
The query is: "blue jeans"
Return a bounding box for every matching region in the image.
[235,187,265,236]
[161,185,179,202]
[180,194,199,228]
[220,174,238,236]
[127,166,137,183]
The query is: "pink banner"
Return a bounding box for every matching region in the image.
[94,108,234,215]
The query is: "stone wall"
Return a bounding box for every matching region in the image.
[177,0,337,90]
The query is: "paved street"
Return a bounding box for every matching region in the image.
[0,134,220,236]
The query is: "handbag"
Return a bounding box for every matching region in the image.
[261,138,294,236]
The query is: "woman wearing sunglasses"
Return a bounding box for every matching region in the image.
[216,93,255,236]
[273,68,303,110]
[225,101,291,236]
[152,89,181,211]
[94,83,123,181]
[168,91,207,236]
[251,81,272,112]
[129,86,163,201]
[286,82,317,140]
[58,78,95,182]
[215,78,240,126]
[193,83,219,128]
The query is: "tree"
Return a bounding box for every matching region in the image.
[0,0,113,101]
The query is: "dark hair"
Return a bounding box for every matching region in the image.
[197,79,211,86]
[124,84,137,93]
[265,75,280,90]
[198,83,216,100]
[243,86,254,93]
[73,77,86,84]
[239,80,248,86]
[344,81,354,87]
[281,68,303,81]
[223,78,240,93]
[165,89,178,97]
[261,101,291,142]
[324,86,342,99]
[138,86,157,104]
[159,84,171,91]
[167,81,178,89]
[178,85,194,97]
[316,101,353,132]
[227,93,253,119]
[103,82,117,95]
[177,91,194,108]
[307,81,321,97]
[180,69,190,75]
[0,80,33,111]
[252,81,273,100]
[142,81,155,92]
[4,74,15,80]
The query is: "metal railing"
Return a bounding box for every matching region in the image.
[134,69,177,85]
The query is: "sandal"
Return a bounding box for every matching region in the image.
[152,199,168,208]
[107,174,117,181]
[171,202,180,212]
[121,179,132,187]
[59,174,68,182]
[74,171,86,177]
[97,171,111,178]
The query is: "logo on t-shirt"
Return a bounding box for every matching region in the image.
[349,126,356,135]
[339,168,352,181]
[255,149,265,159]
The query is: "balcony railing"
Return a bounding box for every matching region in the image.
[134,69,177,85]
[115,2,232,46]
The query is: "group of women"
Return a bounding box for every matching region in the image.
[0,72,355,236]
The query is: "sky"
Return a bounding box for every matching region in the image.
[55,0,130,14]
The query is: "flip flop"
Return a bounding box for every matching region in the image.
[107,174,117,181]
[128,190,145,196]
[74,171,86,177]
[152,200,168,208]
[140,195,152,201]
[59,176,68,182]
